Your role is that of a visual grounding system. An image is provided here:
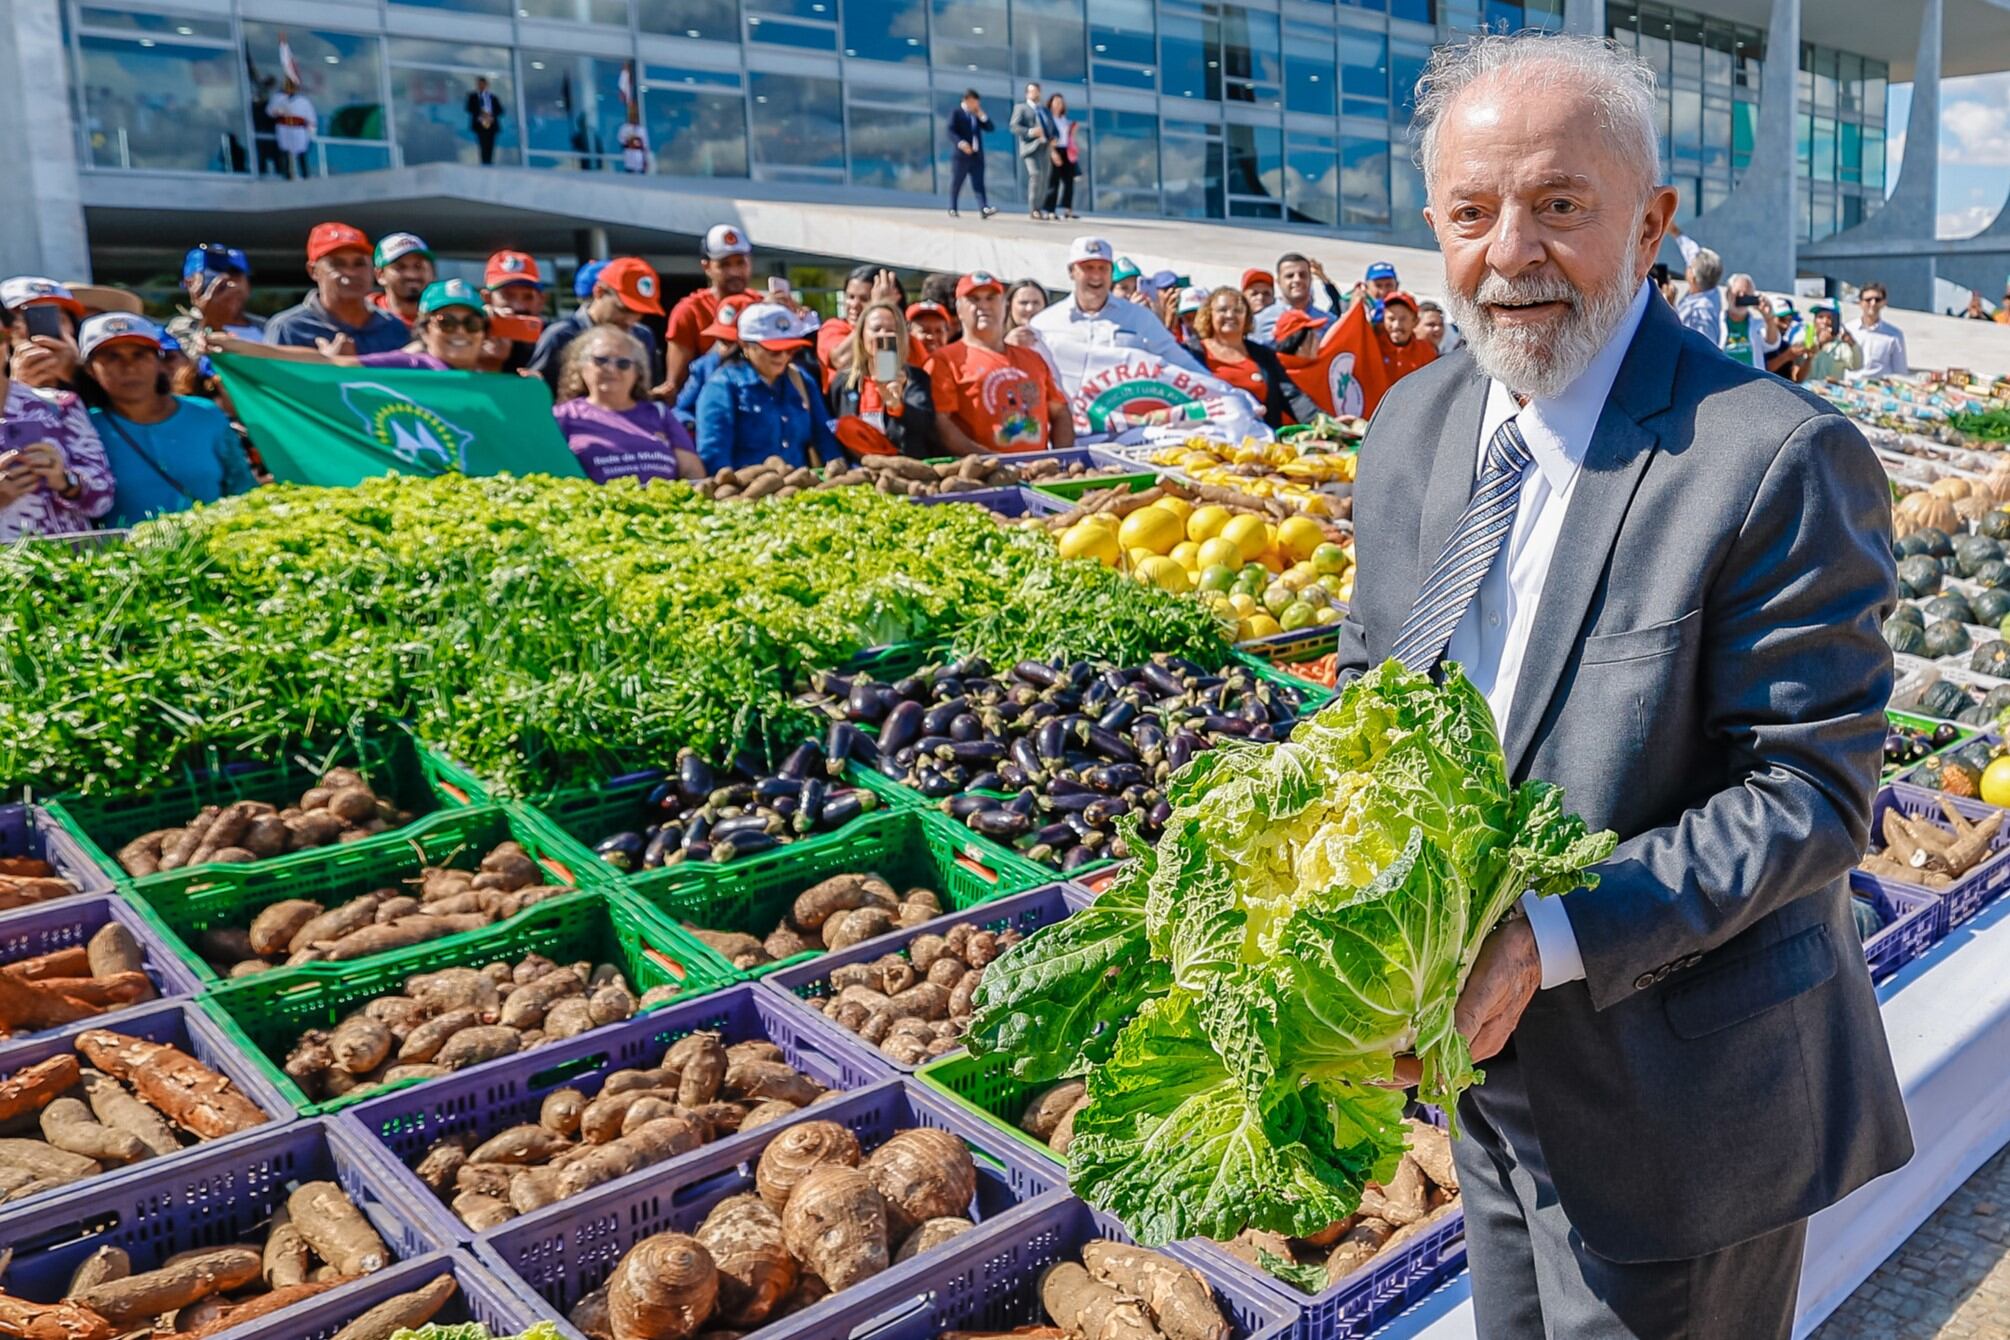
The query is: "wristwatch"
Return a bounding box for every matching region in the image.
[59,469,80,499]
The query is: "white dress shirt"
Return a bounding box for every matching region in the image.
[1444,278,1654,989]
[1846,318,1908,378]
[1028,294,1206,386]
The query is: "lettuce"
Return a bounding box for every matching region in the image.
[967,661,1615,1244]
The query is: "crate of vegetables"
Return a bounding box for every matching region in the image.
[46,730,465,890]
[761,882,1092,1072]
[0,803,116,910]
[199,889,733,1117]
[1854,882,1944,983]
[0,1115,442,1336]
[773,1195,1298,1340]
[0,998,291,1223]
[124,803,608,988]
[1891,729,2001,798]
[914,486,1072,519]
[1856,786,2010,928]
[339,982,886,1245]
[624,807,1051,981]
[474,1078,1062,1340]
[0,895,202,1046]
[206,1248,543,1340]
[1887,665,2010,729]
[1883,711,1974,782]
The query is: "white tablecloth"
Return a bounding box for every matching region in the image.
[1376,893,2010,1339]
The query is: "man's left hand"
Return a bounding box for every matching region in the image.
[1387,916,1542,1088]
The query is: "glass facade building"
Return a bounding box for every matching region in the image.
[63,0,1881,248]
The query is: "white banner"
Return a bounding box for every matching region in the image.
[1052,346,1270,445]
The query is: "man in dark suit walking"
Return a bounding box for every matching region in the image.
[1338,32,1911,1338]
[466,77,503,165]
[946,90,997,220]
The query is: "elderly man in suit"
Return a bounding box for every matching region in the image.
[1009,82,1057,221]
[1338,32,1911,1339]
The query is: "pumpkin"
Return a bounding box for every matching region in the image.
[1897,556,1943,599]
[1974,559,2010,587]
[1973,588,2010,627]
[1895,493,1960,539]
[1890,601,1926,627]
[1972,641,2010,677]
[1954,535,2003,576]
[1982,510,2010,542]
[1884,617,1928,655]
[1958,494,1999,522]
[1925,594,1976,625]
[1983,463,2010,502]
[1929,476,1975,501]
[1922,619,1972,659]
[1917,527,1956,558]
[1917,680,1972,721]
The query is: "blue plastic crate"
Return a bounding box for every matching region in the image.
[0,894,204,1048]
[773,1195,1297,1340]
[1858,785,2010,928]
[760,882,1090,1075]
[0,1116,441,1306]
[0,998,294,1227]
[913,486,1068,518]
[205,1249,539,1340]
[1857,882,1944,982]
[338,982,885,1245]
[476,1078,1064,1339]
[0,802,116,899]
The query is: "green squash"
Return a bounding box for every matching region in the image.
[1974,641,2010,677]
[1954,739,1997,775]
[1884,617,1928,655]
[1897,556,1943,598]
[1894,533,1930,559]
[1923,619,1973,658]
[1918,680,1973,720]
[1917,527,1954,558]
[1925,594,1976,625]
[1974,589,2010,626]
[1911,752,1982,798]
[1975,560,2010,587]
[1983,685,2010,718]
[1957,536,2005,577]
[1982,509,2010,541]
[1890,602,1926,626]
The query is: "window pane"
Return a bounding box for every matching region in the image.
[1227,123,1281,217]
[935,87,1010,194]
[517,0,631,25]
[1341,135,1390,229]
[847,87,934,191]
[843,0,926,61]
[1671,89,1700,169]
[521,52,625,170]
[748,14,837,51]
[242,23,387,175]
[1731,100,1755,172]
[79,33,241,172]
[1838,120,1860,184]
[377,0,510,14]
[749,70,843,181]
[1089,0,1154,87]
[1222,8,1279,107]
[1286,142,1338,226]
[1341,29,1388,119]
[1390,149,1428,242]
[1284,23,1335,117]
[1862,127,1883,191]
[644,68,747,176]
[1389,38,1429,123]
[1864,65,1886,121]
[1811,116,1836,183]
[1387,0,1429,19]
[1161,129,1223,218]
[1703,99,1730,170]
[1015,0,1086,84]
[1160,2,1219,103]
[933,0,1010,73]
[639,0,739,40]
[393,62,517,165]
[1701,26,1733,86]
[1485,2,1523,33]
[77,7,231,37]
[1089,107,1158,214]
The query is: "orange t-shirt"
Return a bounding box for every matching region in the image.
[666,289,724,358]
[927,340,1062,452]
[1204,351,1270,403]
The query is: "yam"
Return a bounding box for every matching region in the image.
[405,967,500,1016]
[383,1063,449,1085]
[557,1115,705,1198]
[452,1190,513,1231]
[764,926,814,960]
[289,897,383,953]
[115,832,166,879]
[682,1101,753,1138]
[672,1033,729,1107]
[68,1245,130,1295]
[1049,1094,1089,1155]
[286,810,348,849]
[823,907,896,953]
[780,1164,889,1291]
[327,1275,457,1340]
[864,1128,977,1240]
[181,1278,352,1337]
[85,922,146,979]
[414,1137,471,1194]
[435,1025,520,1071]
[755,1119,862,1212]
[581,1088,677,1145]
[739,1100,800,1133]
[791,874,896,930]
[1040,1262,1165,1340]
[0,970,101,1031]
[326,787,380,825]
[71,1245,261,1326]
[687,928,770,971]
[74,1029,266,1139]
[158,810,218,872]
[398,1008,480,1065]
[1357,1156,1428,1227]
[499,967,584,1030]
[1404,1118,1457,1192]
[81,1068,181,1157]
[607,1233,718,1340]
[0,1297,116,1340]
[242,813,292,858]
[1322,1219,1393,1287]
[1081,1241,1230,1340]
[541,1087,588,1137]
[893,1216,974,1262]
[571,1286,614,1340]
[363,995,426,1037]
[330,1016,394,1074]
[289,1180,391,1274]
[509,1165,563,1215]
[1021,1082,1086,1141]
[0,1054,81,1124]
[455,1162,517,1200]
[622,1096,681,1135]
[589,984,638,1026]
[264,1202,311,1288]
[470,1123,571,1165]
[724,1059,821,1107]
[39,1098,148,1164]
[726,1040,784,1067]
[695,1194,798,1328]
[203,927,257,966]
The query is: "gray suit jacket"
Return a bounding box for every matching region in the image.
[1009,101,1048,159]
[1336,294,1911,1263]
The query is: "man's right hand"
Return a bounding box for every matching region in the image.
[10,335,78,389]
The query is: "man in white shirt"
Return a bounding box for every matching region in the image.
[1028,236,1205,388]
[1665,221,1723,343]
[1716,272,1781,372]
[1847,281,1909,378]
[1252,252,1335,342]
[1338,31,1907,1340]
[266,78,317,180]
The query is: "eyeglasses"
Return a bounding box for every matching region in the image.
[429,313,487,333]
[588,354,637,371]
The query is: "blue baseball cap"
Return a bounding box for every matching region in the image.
[574,259,608,300]
[183,243,251,282]
[1365,262,1398,283]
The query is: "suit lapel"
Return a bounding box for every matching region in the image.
[1501,297,1684,777]
[1404,365,1491,659]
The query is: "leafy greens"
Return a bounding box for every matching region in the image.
[967,661,1616,1245]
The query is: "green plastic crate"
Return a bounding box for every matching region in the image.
[126,804,613,988]
[1029,471,1161,503]
[1885,711,1976,782]
[47,731,469,890]
[198,888,731,1117]
[1233,649,1337,710]
[916,1045,1064,1166]
[624,807,1052,978]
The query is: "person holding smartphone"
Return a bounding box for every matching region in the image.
[1716,273,1781,372]
[0,302,114,541]
[828,301,938,459]
[1,277,87,394]
[167,245,266,350]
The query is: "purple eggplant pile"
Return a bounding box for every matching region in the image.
[590,742,883,870]
[800,654,1316,872]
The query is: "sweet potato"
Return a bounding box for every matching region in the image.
[790,874,895,930]
[739,1101,801,1134]
[696,1194,797,1328]
[39,1098,148,1165]
[181,1277,352,1337]
[75,1030,265,1139]
[781,1163,889,1291]
[823,908,897,953]
[546,996,599,1039]
[0,946,90,981]
[80,1068,181,1157]
[1404,1118,1457,1192]
[556,1115,705,1198]
[1080,1242,1229,1340]
[755,1120,862,1212]
[581,1088,677,1145]
[724,1059,821,1107]
[15,972,152,1011]
[331,1016,394,1074]
[406,967,500,1017]
[893,1216,974,1262]
[1357,1156,1428,1227]
[589,984,638,1026]
[71,1245,262,1326]
[396,1008,480,1065]
[0,970,100,1031]
[435,1025,520,1071]
[289,1180,391,1275]
[322,918,464,962]
[541,1087,587,1138]
[1323,1219,1393,1286]
[622,1096,681,1135]
[607,1233,718,1340]
[499,967,583,1030]
[286,811,348,849]
[451,1190,512,1231]
[288,897,383,954]
[68,1245,130,1295]
[509,1165,563,1215]
[413,1137,470,1195]
[327,1274,457,1340]
[865,1128,976,1240]
[470,1123,570,1166]
[0,1054,80,1124]
[455,1162,515,1201]
[1021,1082,1087,1141]
[116,833,166,878]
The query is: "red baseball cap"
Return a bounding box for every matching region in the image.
[699,293,760,342]
[905,301,950,322]
[596,257,664,316]
[1271,308,1327,342]
[306,222,370,264]
[484,251,546,291]
[1241,268,1275,289]
[1381,290,1420,314]
[955,271,1004,300]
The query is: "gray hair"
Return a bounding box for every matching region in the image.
[1415,33,1661,200]
[1725,272,1754,292]
[1689,247,1724,289]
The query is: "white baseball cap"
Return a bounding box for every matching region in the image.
[2,276,84,316]
[736,302,811,350]
[1068,236,1114,265]
[78,312,165,360]
[1177,286,1207,315]
[702,224,753,260]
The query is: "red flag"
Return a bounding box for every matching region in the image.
[1277,301,1436,421]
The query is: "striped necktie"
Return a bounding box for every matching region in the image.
[1390,417,1535,674]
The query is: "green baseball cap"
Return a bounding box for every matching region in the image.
[418,278,484,316]
[1112,256,1141,282]
[373,231,433,268]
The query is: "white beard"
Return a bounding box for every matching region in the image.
[1446,244,1640,400]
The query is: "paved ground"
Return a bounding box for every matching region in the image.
[1813,1144,2010,1339]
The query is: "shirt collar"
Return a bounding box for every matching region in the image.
[1490,278,1653,495]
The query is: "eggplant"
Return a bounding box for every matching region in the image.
[1031,820,1077,848]
[778,739,823,781]
[1084,797,1131,828]
[794,776,827,834]
[676,750,716,807]
[642,825,682,869]
[594,831,646,871]
[1062,844,1100,872]
[771,795,799,820]
[1048,776,1096,798]
[966,770,1004,793]
[713,831,781,862]
[708,781,755,809]
[1013,659,1060,687]
[682,813,714,851]
[821,791,870,828]
[943,794,992,820]
[1197,714,1251,736]
[1011,737,1046,780]
[810,669,854,699]
[1082,726,1140,763]
[1097,700,1139,732]
[1036,718,1069,764]
[923,698,969,736]
[1081,679,1113,713]
[969,808,1032,840]
[1006,788,1040,819]
[1043,790,1099,813]
[892,674,930,701]
[1168,730,1203,771]
[645,780,676,811]
[951,713,984,742]
[914,769,960,798]
[712,812,781,841]
[1250,722,1277,742]
[1149,799,1174,828]
[1133,720,1167,765]
[826,722,860,776]
[997,762,1033,790]
[681,840,713,863]
[753,776,797,802]
[1140,662,1185,697]
[847,681,889,724]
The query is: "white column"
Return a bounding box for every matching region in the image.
[0,0,91,279]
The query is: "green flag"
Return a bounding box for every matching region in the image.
[212,351,583,486]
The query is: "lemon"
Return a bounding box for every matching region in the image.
[1118,505,1185,556]
[1311,541,1351,575]
[1245,613,1282,640]
[1059,521,1120,566]
[1220,514,1269,564]
[1262,583,1296,616]
[1170,541,1202,571]
[1137,556,1191,594]
[1313,603,1343,624]
[1187,505,1232,544]
[1156,495,1193,524]
[1227,592,1258,617]
[1195,536,1242,571]
[1277,516,1325,564]
[1984,755,2010,808]
[1280,564,1316,592]
[1280,601,1319,632]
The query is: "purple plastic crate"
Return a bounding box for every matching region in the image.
[206,1250,538,1340]
[1858,785,2010,928]
[0,998,295,1226]
[0,1116,441,1307]
[774,1195,1296,1340]
[476,1078,1064,1339]
[913,486,1068,517]
[1858,883,1944,982]
[0,894,203,1047]
[760,883,1087,1075]
[0,802,117,900]
[339,983,886,1245]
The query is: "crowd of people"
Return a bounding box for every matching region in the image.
[0,211,1958,544]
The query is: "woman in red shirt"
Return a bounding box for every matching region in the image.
[1183,288,1316,431]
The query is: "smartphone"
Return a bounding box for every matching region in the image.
[1733,293,1762,310]
[487,313,543,345]
[767,277,791,300]
[21,306,66,341]
[872,343,899,382]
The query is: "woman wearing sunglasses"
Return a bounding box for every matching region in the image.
[553,324,701,484]
[209,279,494,372]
